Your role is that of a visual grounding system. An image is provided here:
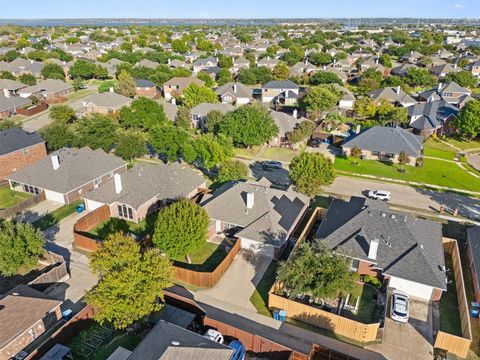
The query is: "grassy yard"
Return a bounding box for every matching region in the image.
[250,260,278,316]
[173,242,227,272]
[423,139,457,161]
[334,156,480,192]
[262,147,302,162]
[347,283,378,324]
[32,200,82,230]
[88,213,157,240]
[66,88,95,102]
[439,253,463,337]
[234,146,262,159]
[446,138,480,151]
[0,187,32,209]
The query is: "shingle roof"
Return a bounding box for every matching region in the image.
[0,285,62,349]
[270,110,307,136]
[467,227,480,284]
[369,87,416,105]
[342,126,423,157]
[0,79,27,91]
[190,103,235,116]
[201,178,308,245]
[407,100,458,126]
[0,94,32,113]
[127,320,233,360]
[20,79,73,96]
[134,78,156,88]
[316,197,446,290]
[214,82,252,99]
[263,80,299,90]
[0,127,44,157]
[83,92,132,108]
[84,163,205,209]
[6,147,127,194]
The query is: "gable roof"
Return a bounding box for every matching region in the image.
[316,197,446,290]
[134,78,156,88]
[83,163,205,210]
[201,178,308,245]
[83,92,132,108]
[0,128,44,157]
[215,82,252,99]
[263,80,299,90]
[270,110,307,136]
[0,79,27,91]
[6,147,127,194]
[163,77,205,92]
[342,126,423,157]
[369,87,416,105]
[0,94,32,113]
[407,100,458,129]
[20,79,73,96]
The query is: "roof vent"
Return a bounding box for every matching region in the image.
[51,155,60,170]
[171,341,180,346]
[390,214,396,220]
[368,238,379,260]
[381,212,386,218]
[246,191,255,209]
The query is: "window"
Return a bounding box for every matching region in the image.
[23,184,39,194]
[351,259,360,272]
[118,204,133,220]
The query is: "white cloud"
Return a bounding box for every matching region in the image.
[453,3,464,8]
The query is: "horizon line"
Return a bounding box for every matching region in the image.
[0,17,479,20]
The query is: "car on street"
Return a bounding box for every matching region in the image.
[390,290,410,323]
[368,190,392,201]
[262,160,283,170]
[204,329,224,343]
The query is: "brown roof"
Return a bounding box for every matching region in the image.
[0,285,62,349]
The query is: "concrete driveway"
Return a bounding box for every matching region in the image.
[17,200,64,223]
[197,250,271,312]
[368,296,434,360]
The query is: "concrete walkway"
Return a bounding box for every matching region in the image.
[16,200,63,223]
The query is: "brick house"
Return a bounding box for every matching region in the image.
[18,79,74,101]
[134,78,158,98]
[261,80,299,105]
[466,227,480,303]
[316,197,447,301]
[0,285,62,360]
[80,91,132,116]
[0,94,32,120]
[6,147,127,204]
[162,77,204,101]
[0,128,46,179]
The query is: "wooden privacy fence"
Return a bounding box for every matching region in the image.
[268,288,379,344]
[0,190,45,219]
[434,238,472,359]
[294,207,326,247]
[174,239,241,288]
[73,205,111,251]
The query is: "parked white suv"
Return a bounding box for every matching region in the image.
[390,290,410,323]
[203,329,224,343]
[368,190,392,201]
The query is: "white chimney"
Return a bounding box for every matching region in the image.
[368,238,379,260]
[114,173,122,194]
[396,86,401,95]
[375,58,379,65]
[51,155,60,170]
[356,124,361,134]
[323,65,327,71]
[167,58,171,65]
[454,62,457,69]
[246,191,255,209]
[438,82,443,91]
[293,109,298,118]
[233,83,237,93]
[109,87,114,93]
[171,98,176,105]
[3,89,10,98]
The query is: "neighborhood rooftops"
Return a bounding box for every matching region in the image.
[0,285,62,349]
[201,178,309,245]
[134,78,156,88]
[6,147,127,194]
[83,163,205,210]
[342,126,423,157]
[0,94,32,115]
[408,100,458,131]
[214,82,252,99]
[19,79,73,97]
[126,320,233,360]
[262,80,299,90]
[82,92,132,108]
[316,197,446,290]
[0,127,44,157]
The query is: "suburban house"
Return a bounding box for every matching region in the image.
[18,79,74,101]
[232,57,250,73]
[469,61,480,77]
[192,57,219,74]
[6,147,127,204]
[342,126,423,165]
[430,63,459,78]
[331,83,356,109]
[134,78,158,98]
[407,100,459,137]
[83,163,206,223]
[5,58,43,77]
[135,59,159,69]
[214,82,252,105]
[80,91,132,115]
[190,103,235,129]
[109,320,235,360]
[201,178,309,258]
[261,80,300,105]
[316,197,447,301]
[257,57,279,70]
[269,110,309,146]
[418,81,472,107]
[162,77,204,101]
[0,128,46,179]
[0,79,27,96]
[400,50,424,64]
[0,285,62,360]
[157,99,179,122]
[0,94,32,119]
[466,227,480,303]
[369,86,417,107]
[391,63,417,77]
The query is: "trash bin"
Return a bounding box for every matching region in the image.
[76,203,85,214]
[273,310,280,320]
[471,302,480,318]
[279,310,287,322]
[62,309,73,321]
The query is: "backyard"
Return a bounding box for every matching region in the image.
[172,241,227,272]
[334,156,480,192]
[439,252,463,337]
[87,213,157,240]
[0,186,32,209]
[343,282,380,324]
[32,200,82,230]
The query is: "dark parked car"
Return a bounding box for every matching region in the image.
[262,160,283,170]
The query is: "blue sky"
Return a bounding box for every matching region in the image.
[1,0,479,19]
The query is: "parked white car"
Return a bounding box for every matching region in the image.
[368,190,392,201]
[390,290,410,323]
[204,329,224,343]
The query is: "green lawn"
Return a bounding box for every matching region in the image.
[250,260,278,316]
[423,139,457,160]
[262,147,301,162]
[0,187,32,209]
[32,200,82,230]
[88,213,157,240]
[173,242,228,272]
[234,146,262,159]
[439,253,463,337]
[88,332,142,360]
[334,156,480,192]
[347,283,378,324]
[66,88,95,102]
[446,138,480,151]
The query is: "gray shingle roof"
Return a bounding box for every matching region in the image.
[0,79,27,91]
[467,226,480,284]
[6,147,127,194]
[316,197,446,290]
[190,103,235,117]
[263,80,299,90]
[0,128,44,157]
[0,94,32,113]
[342,126,423,157]
[84,163,205,210]
[214,82,252,99]
[83,92,132,108]
[127,320,233,360]
[369,87,416,105]
[20,79,73,96]
[134,78,156,88]
[270,110,307,136]
[201,178,309,245]
[407,100,458,129]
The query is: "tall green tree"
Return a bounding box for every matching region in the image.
[152,199,210,260]
[455,100,480,140]
[116,70,136,98]
[300,85,340,114]
[308,52,333,66]
[182,83,217,108]
[217,159,249,183]
[18,73,36,86]
[40,121,76,151]
[0,220,45,276]
[148,125,192,161]
[41,63,65,80]
[115,130,147,161]
[289,152,336,196]
[193,133,233,169]
[119,97,167,129]
[49,105,75,123]
[75,114,118,151]
[85,233,173,330]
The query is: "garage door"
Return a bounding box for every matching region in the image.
[389,276,433,300]
[240,238,275,258]
[44,190,66,204]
